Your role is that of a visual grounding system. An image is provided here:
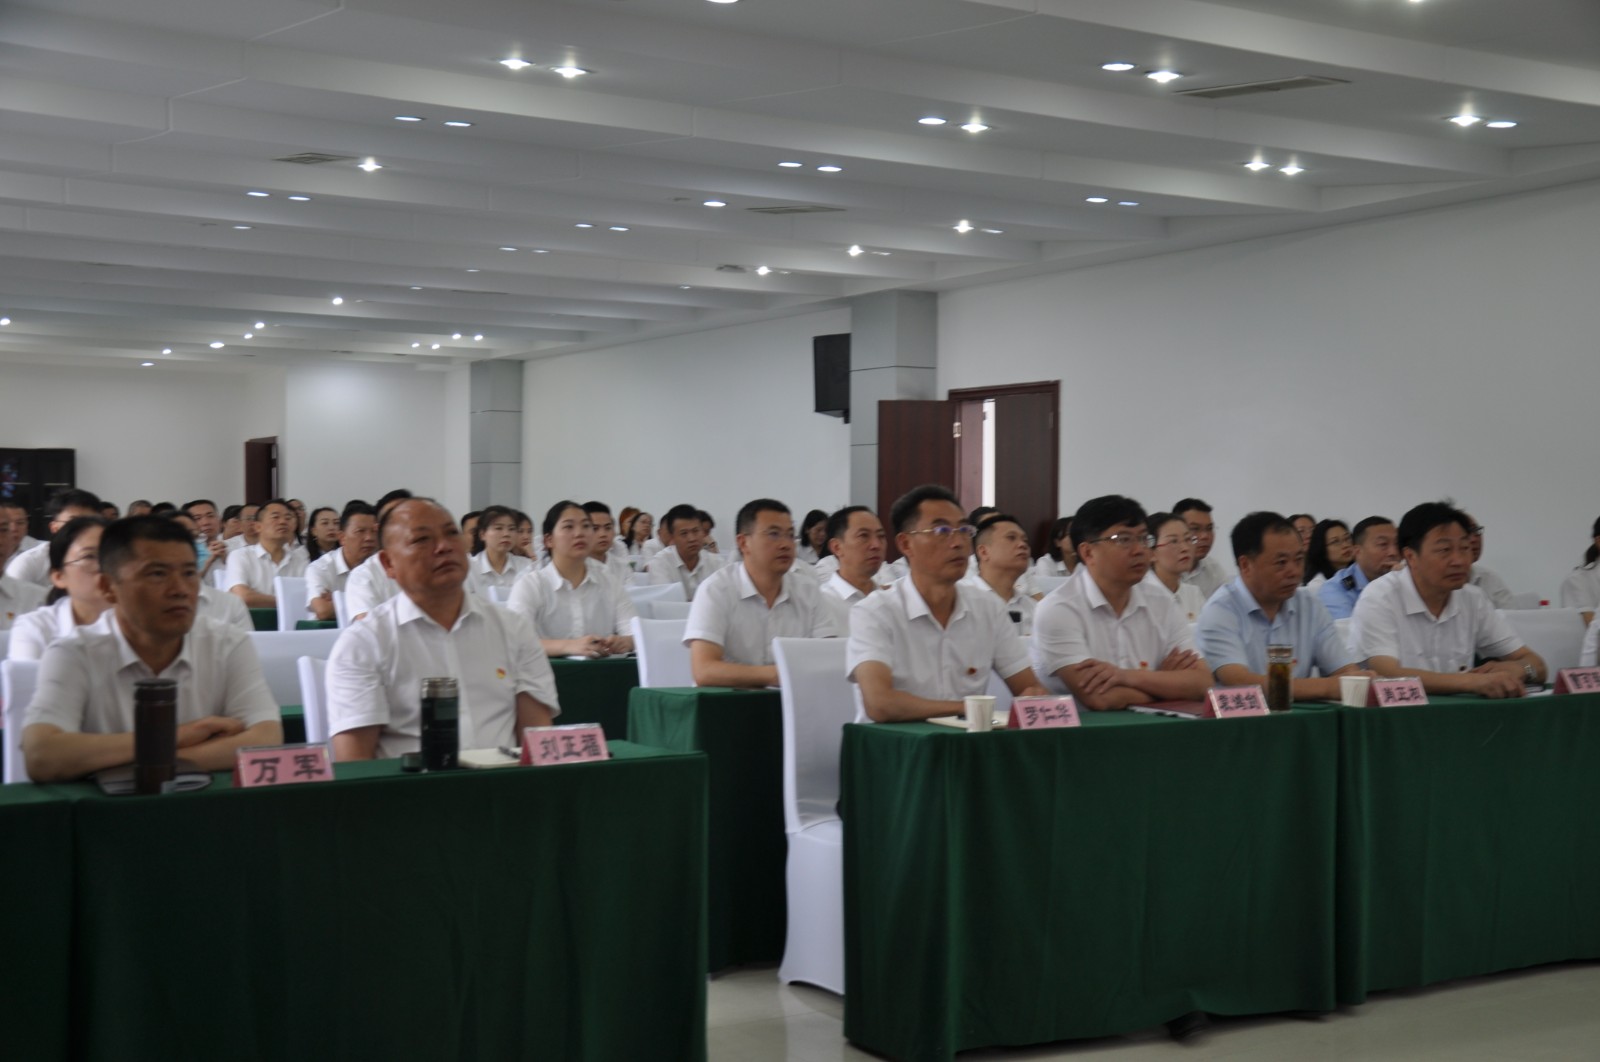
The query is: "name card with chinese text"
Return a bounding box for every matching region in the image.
[1554,667,1600,695]
[233,744,334,788]
[521,723,610,766]
[1008,696,1080,729]
[1207,686,1270,718]
[1368,678,1429,707]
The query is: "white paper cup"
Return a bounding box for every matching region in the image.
[964,695,996,733]
[1339,675,1371,708]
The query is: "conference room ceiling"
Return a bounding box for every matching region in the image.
[1,0,1597,370]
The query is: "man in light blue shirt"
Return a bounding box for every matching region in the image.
[1198,511,1371,701]
[1319,516,1400,619]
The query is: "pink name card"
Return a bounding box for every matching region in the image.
[521,723,610,766]
[1008,696,1080,729]
[1554,667,1600,695]
[1207,686,1270,718]
[233,743,334,788]
[1368,678,1429,707]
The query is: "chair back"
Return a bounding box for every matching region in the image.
[1032,575,1068,596]
[332,590,351,627]
[625,582,686,608]
[297,656,331,745]
[250,629,341,706]
[632,617,692,688]
[773,638,853,834]
[2,659,41,783]
[1509,592,1544,610]
[644,599,693,621]
[274,576,310,631]
[1503,608,1588,674]
[629,572,652,587]
[0,630,9,660]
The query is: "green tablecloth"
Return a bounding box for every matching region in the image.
[0,784,73,1061]
[550,657,640,740]
[294,619,338,630]
[841,709,1342,1062]
[249,607,277,632]
[47,744,708,1062]
[1329,692,1600,1000]
[628,686,786,972]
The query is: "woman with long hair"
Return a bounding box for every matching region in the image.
[470,504,534,591]
[1032,517,1077,577]
[1559,515,1600,625]
[304,506,340,561]
[7,516,110,660]
[1303,519,1354,588]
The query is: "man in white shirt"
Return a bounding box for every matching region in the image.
[1351,501,1545,698]
[1174,497,1231,600]
[1032,495,1212,710]
[345,490,415,620]
[848,485,1048,722]
[684,499,837,688]
[21,515,282,782]
[5,489,103,587]
[221,503,259,556]
[0,499,37,572]
[167,512,253,633]
[326,498,557,760]
[0,571,47,629]
[225,498,308,608]
[583,501,633,585]
[962,513,1038,636]
[305,502,379,621]
[181,498,230,582]
[1461,511,1515,609]
[817,506,888,631]
[647,503,725,599]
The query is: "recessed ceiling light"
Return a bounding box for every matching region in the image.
[755,265,772,276]
[1279,164,1305,176]
[232,225,252,230]
[0,316,10,326]
[953,219,974,233]
[980,227,1004,234]
[816,165,843,173]
[473,334,484,341]
[702,200,727,208]
[409,286,423,290]
[961,122,989,133]
[254,321,266,329]
[1146,70,1182,83]
[209,341,225,349]
[847,244,864,257]
[394,115,424,122]
[141,361,154,367]
[452,333,462,339]
[1448,114,1483,127]
[443,120,474,128]
[411,342,421,348]
[1485,120,1518,129]
[1101,62,1137,72]
[575,222,594,228]
[499,58,532,71]
[465,268,480,272]
[499,246,518,252]
[161,347,172,354]
[287,195,311,201]
[608,225,629,232]
[778,161,803,168]
[531,248,549,253]
[918,117,947,126]
[706,0,741,4]
[1085,197,1109,204]
[246,190,270,197]
[1243,160,1271,171]
[1118,201,1140,207]
[552,66,588,78]
[869,250,892,256]
[679,285,693,290]
[242,333,254,339]
[357,158,382,172]
[330,296,344,305]
[430,343,441,350]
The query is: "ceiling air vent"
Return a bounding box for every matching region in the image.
[745,205,845,215]
[1176,76,1349,101]
[274,152,358,165]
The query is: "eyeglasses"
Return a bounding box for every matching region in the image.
[906,524,977,541]
[63,554,100,572]
[1325,535,1354,549]
[1156,535,1201,548]
[1090,533,1156,548]
[755,528,799,542]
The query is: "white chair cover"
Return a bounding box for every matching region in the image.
[332,590,351,628]
[625,582,686,608]
[632,617,692,688]
[644,600,693,621]
[297,656,331,745]
[274,576,309,631]
[249,629,341,707]
[1503,608,1588,675]
[2,659,41,783]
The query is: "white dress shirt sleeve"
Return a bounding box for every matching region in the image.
[6,606,58,661]
[1031,595,1093,678]
[218,631,285,729]
[507,609,560,716]
[224,548,253,592]
[325,623,393,736]
[504,570,548,633]
[611,578,638,636]
[1560,567,1600,611]
[682,575,727,647]
[845,596,895,681]
[21,637,92,731]
[1350,585,1400,662]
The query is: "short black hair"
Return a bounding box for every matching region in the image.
[222,504,243,522]
[890,484,960,535]
[46,489,103,520]
[375,488,413,514]
[825,505,874,555]
[47,515,107,572]
[539,501,582,538]
[968,505,1000,528]
[1046,516,1073,562]
[581,501,612,518]
[148,502,178,517]
[100,515,196,580]
[0,498,26,512]
[696,509,714,528]
[1173,498,1213,517]
[257,497,293,517]
[1230,511,1295,561]
[662,503,701,534]
[974,512,1023,547]
[1351,515,1395,545]
[1398,501,1471,555]
[736,498,789,536]
[339,501,377,529]
[1287,513,1314,526]
[181,499,217,515]
[1071,495,1146,552]
[1146,511,1181,538]
[377,496,444,547]
[460,509,480,526]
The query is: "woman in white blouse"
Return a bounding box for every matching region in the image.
[506,500,636,658]
[1559,516,1600,626]
[1032,517,1077,578]
[797,509,829,565]
[470,504,534,591]
[7,517,110,660]
[1143,512,1207,623]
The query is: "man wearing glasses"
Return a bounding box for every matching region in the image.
[848,485,1048,722]
[1351,501,1544,698]
[1461,511,1515,609]
[1174,497,1232,600]
[1032,495,1212,711]
[1318,516,1400,619]
[684,498,836,688]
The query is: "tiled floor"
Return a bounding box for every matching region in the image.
[708,962,1600,1060]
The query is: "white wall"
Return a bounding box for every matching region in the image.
[0,362,250,506]
[281,362,460,510]
[521,309,852,537]
[939,177,1600,596]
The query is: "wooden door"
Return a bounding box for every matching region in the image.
[876,400,954,558]
[244,437,277,503]
[993,392,1058,555]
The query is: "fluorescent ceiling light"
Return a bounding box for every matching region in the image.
[1118,201,1140,207]
[706,0,741,4]
[703,200,726,208]
[953,219,974,233]
[443,120,474,128]
[1485,120,1518,129]
[330,296,344,305]
[755,265,771,276]
[411,342,421,348]
[1085,197,1109,204]
[1279,164,1305,175]
[531,248,549,253]
[141,362,154,367]
[254,322,266,329]
[430,343,441,350]
[961,122,989,133]
[473,334,484,341]
[847,245,864,256]
[680,285,693,290]
[575,222,594,228]
[0,317,10,326]
[287,195,311,201]
[452,333,462,339]
[1448,114,1483,127]
[1145,70,1182,83]
[465,268,480,272]
[1101,62,1136,72]
[918,117,947,126]
[410,286,423,290]
[209,341,226,349]
[552,66,588,78]
[499,58,531,70]
[242,333,254,339]
[161,348,172,354]
[778,161,803,168]
[246,190,269,197]
[980,228,1004,234]
[232,225,252,230]
[609,225,630,232]
[1243,160,1271,171]
[394,115,424,122]
[816,165,842,173]
[357,158,382,172]
[499,246,518,251]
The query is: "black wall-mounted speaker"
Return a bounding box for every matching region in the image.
[813,333,850,422]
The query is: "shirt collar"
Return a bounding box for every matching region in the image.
[109,611,194,678]
[1397,569,1460,621]
[540,561,587,592]
[1078,567,1145,616]
[736,561,792,605]
[395,588,480,632]
[825,573,864,602]
[899,574,968,624]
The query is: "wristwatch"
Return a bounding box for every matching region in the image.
[1523,663,1538,685]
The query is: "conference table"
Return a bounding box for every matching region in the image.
[841,690,1600,1062]
[9,743,709,1062]
[628,686,786,972]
